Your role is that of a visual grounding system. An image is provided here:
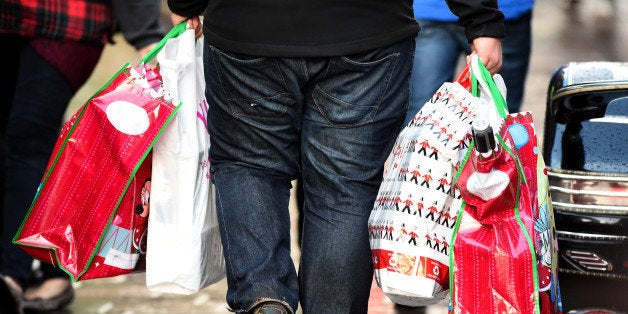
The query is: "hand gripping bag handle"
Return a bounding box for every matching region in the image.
[469,55,509,119]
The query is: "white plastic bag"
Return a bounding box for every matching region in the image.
[146,26,225,294]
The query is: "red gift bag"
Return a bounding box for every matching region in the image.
[12,24,186,281]
[449,57,562,313]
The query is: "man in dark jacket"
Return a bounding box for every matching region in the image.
[167,1,504,313]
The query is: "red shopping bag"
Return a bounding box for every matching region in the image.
[13,45,181,280]
[449,57,562,313]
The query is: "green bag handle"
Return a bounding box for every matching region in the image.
[469,55,509,118]
[140,21,189,64]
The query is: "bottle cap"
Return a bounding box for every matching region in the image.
[472,117,495,154]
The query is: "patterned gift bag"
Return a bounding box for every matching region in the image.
[368,65,487,306]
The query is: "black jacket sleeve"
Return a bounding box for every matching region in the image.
[111,0,167,50]
[167,0,209,18]
[445,0,505,42]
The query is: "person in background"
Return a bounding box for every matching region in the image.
[0,1,165,312]
[167,0,504,313]
[405,0,534,125]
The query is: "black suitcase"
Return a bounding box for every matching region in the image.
[542,61,628,312]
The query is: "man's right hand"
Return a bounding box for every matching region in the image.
[468,37,503,75]
[170,13,203,38]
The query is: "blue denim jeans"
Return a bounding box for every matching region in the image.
[406,12,532,124]
[204,36,415,313]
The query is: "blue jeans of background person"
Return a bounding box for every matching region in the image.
[0,37,93,289]
[406,12,532,125]
[204,36,415,313]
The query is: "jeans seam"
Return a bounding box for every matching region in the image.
[214,185,242,305]
[209,46,232,110]
[374,52,400,115]
[272,58,292,98]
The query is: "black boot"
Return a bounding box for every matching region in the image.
[0,275,23,314]
[251,301,291,314]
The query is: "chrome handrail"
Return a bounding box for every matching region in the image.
[547,169,628,182]
[556,230,627,242]
[550,186,628,198]
[552,202,628,215]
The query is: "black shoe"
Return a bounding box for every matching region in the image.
[0,275,23,314]
[22,279,74,312]
[251,301,291,314]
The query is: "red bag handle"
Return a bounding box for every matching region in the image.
[454,64,472,90]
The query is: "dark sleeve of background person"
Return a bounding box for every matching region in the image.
[445,0,506,41]
[111,0,167,50]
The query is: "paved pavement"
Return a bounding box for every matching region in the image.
[57,0,628,313]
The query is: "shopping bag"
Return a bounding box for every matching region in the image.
[368,64,487,306]
[449,56,563,313]
[146,25,226,295]
[12,23,187,281]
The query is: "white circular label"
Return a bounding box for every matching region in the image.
[105,100,150,135]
